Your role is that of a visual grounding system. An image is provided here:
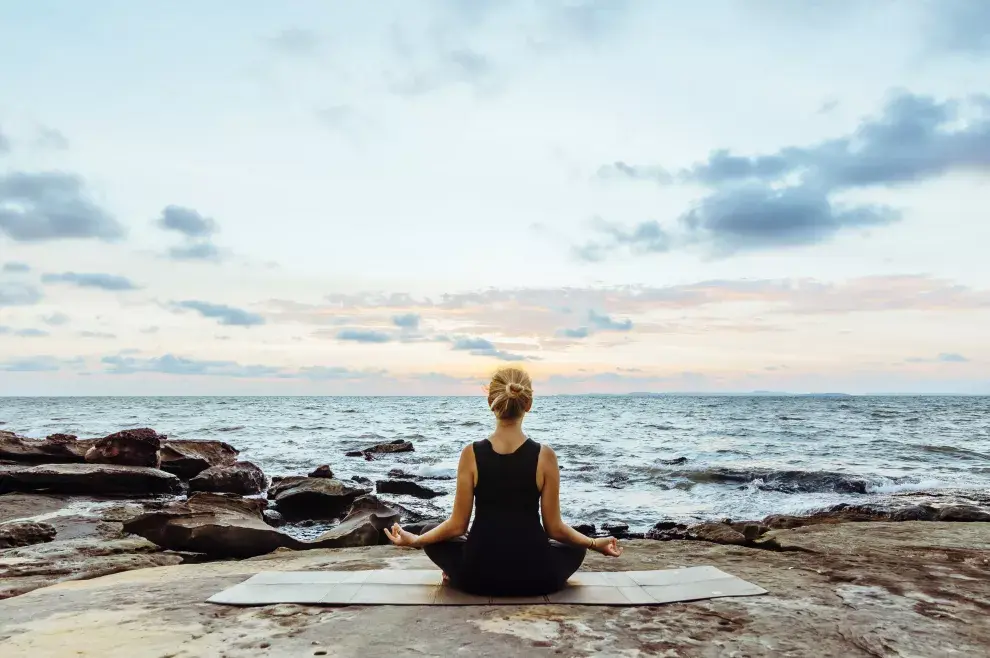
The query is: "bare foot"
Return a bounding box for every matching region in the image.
[442,572,450,584]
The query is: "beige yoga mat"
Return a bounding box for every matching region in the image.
[207,566,767,606]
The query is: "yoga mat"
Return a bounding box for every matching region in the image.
[207,566,767,606]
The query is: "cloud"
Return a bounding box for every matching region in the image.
[0,282,42,306]
[140,326,160,334]
[42,272,139,291]
[103,353,282,377]
[588,310,633,331]
[451,336,530,361]
[908,352,971,364]
[41,312,70,326]
[392,313,421,329]
[929,0,990,55]
[588,91,989,258]
[337,329,392,343]
[156,205,217,238]
[0,171,124,242]
[175,300,265,327]
[0,126,9,154]
[557,327,590,339]
[35,127,69,150]
[0,326,49,337]
[79,331,117,339]
[0,355,74,372]
[298,366,388,380]
[596,161,672,184]
[2,262,30,273]
[268,28,321,56]
[168,241,220,261]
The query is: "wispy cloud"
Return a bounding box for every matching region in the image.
[0,355,83,372]
[42,272,139,291]
[298,366,388,380]
[78,331,117,339]
[174,300,265,327]
[337,329,392,343]
[392,313,421,329]
[452,336,530,361]
[0,326,49,337]
[2,262,30,273]
[156,205,217,238]
[268,28,321,57]
[102,353,282,377]
[168,242,220,261]
[0,282,42,306]
[906,353,970,364]
[41,312,70,326]
[0,171,124,242]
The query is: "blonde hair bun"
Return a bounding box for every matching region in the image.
[487,367,533,420]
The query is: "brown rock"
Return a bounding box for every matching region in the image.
[346,439,414,458]
[309,464,334,478]
[0,463,181,495]
[0,431,89,463]
[122,492,303,559]
[189,461,266,495]
[937,505,990,522]
[375,479,444,499]
[84,428,163,468]
[159,439,239,480]
[314,495,401,547]
[686,522,748,545]
[0,521,56,549]
[268,476,368,520]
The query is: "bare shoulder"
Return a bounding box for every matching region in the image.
[538,443,558,466]
[458,443,476,464]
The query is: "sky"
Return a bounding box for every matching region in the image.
[0,0,988,396]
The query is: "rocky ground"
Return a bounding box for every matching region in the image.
[0,522,987,657]
[2,426,990,655]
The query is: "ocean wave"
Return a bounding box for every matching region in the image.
[644,423,677,430]
[865,479,959,494]
[657,457,688,465]
[458,420,482,427]
[216,425,245,432]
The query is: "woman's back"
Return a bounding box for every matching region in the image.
[462,437,555,595]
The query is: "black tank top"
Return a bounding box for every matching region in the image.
[460,437,556,596]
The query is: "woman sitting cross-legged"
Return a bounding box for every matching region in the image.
[384,366,622,597]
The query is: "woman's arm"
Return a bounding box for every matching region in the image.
[387,444,475,548]
[538,446,597,548]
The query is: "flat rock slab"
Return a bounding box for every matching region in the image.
[208,566,767,606]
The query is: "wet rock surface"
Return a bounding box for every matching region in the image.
[0,520,56,549]
[0,463,182,495]
[160,439,239,480]
[308,464,334,479]
[84,428,164,468]
[189,461,267,495]
[268,477,369,520]
[0,431,90,463]
[1,523,988,657]
[375,479,445,499]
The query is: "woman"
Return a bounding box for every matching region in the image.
[384,366,622,596]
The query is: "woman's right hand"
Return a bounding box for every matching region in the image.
[591,536,622,557]
[384,523,420,547]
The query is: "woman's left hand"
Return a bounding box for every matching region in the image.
[384,523,421,547]
[592,536,623,557]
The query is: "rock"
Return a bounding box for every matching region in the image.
[399,519,445,535]
[159,439,238,479]
[0,521,56,548]
[0,493,70,523]
[5,523,990,654]
[262,509,286,527]
[123,492,306,558]
[84,428,164,468]
[742,523,762,541]
[314,495,401,547]
[344,450,364,457]
[0,431,90,463]
[375,479,444,499]
[890,504,939,522]
[346,439,414,459]
[601,521,630,538]
[763,514,812,530]
[189,461,266,495]
[387,467,412,479]
[309,464,334,478]
[268,477,368,520]
[0,463,181,495]
[351,475,372,485]
[573,523,596,536]
[686,522,748,546]
[937,505,990,522]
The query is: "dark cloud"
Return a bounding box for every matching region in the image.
[452,336,529,361]
[103,353,282,377]
[0,282,43,306]
[596,161,672,184]
[168,242,220,261]
[0,171,124,242]
[2,262,30,273]
[156,206,217,238]
[930,0,990,55]
[392,313,421,329]
[588,91,988,257]
[0,326,49,337]
[337,329,392,343]
[42,312,70,326]
[588,310,632,331]
[175,301,265,327]
[268,28,321,56]
[42,272,139,291]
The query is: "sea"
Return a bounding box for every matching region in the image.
[2,395,989,531]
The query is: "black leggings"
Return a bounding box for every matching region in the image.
[421,524,587,596]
